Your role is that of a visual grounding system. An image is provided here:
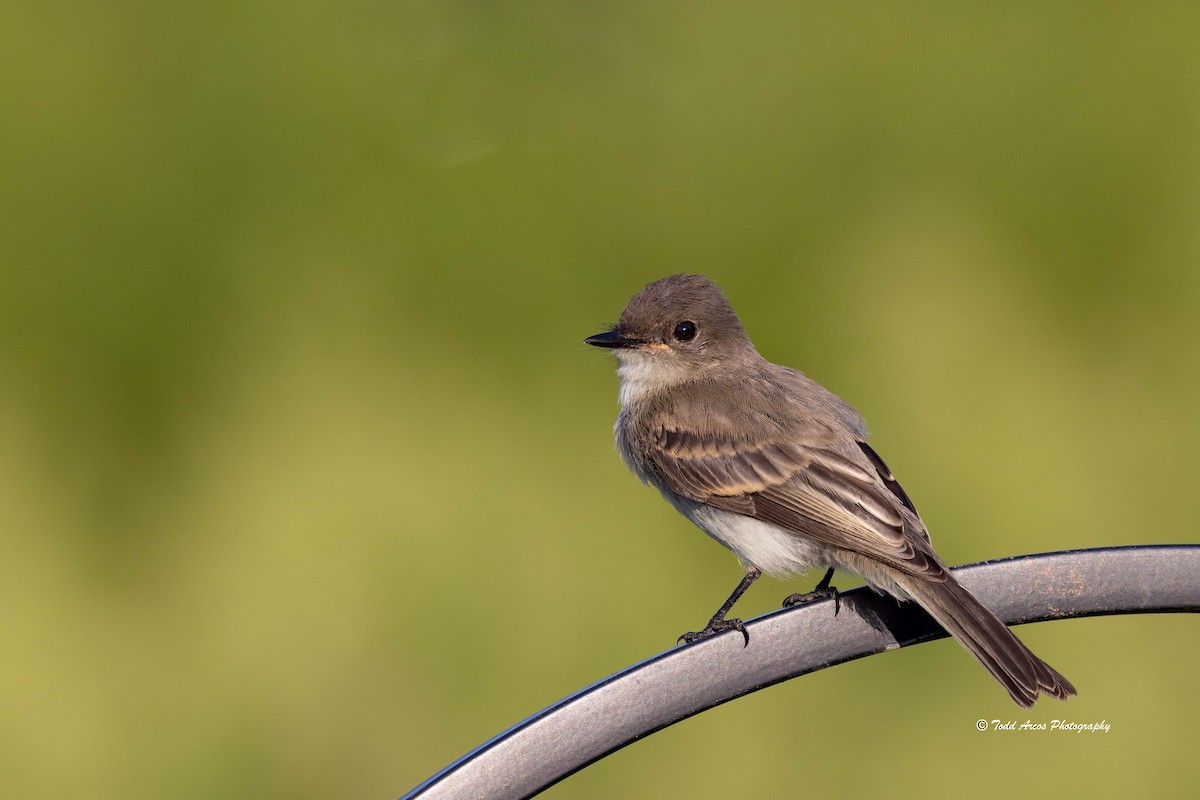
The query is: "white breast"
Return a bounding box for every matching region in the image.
[668,496,832,577]
[664,493,913,598]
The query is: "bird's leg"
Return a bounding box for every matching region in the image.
[782,567,841,616]
[678,567,761,647]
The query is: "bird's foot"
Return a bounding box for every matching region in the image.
[782,584,841,616]
[678,617,750,647]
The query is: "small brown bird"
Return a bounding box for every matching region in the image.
[586,274,1075,707]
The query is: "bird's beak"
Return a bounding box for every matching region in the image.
[585,328,641,349]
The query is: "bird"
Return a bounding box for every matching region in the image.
[585,273,1075,708]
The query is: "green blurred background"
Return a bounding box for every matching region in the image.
[2,2,1197,798]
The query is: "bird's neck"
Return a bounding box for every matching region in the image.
[615,354,698,408]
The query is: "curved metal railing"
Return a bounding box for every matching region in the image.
[401,545,1200,800]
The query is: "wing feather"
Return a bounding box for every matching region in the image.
[650,422,942,579]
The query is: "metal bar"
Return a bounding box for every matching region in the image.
[400,544,1200,800]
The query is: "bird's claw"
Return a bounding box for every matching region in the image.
[678,617,750,647]
[782,584,841,616]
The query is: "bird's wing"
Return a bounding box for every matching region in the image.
[650,423,942,579]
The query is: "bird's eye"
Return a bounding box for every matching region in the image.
[673,320,697,342]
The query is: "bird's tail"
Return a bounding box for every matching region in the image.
[899,571,1076,708]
